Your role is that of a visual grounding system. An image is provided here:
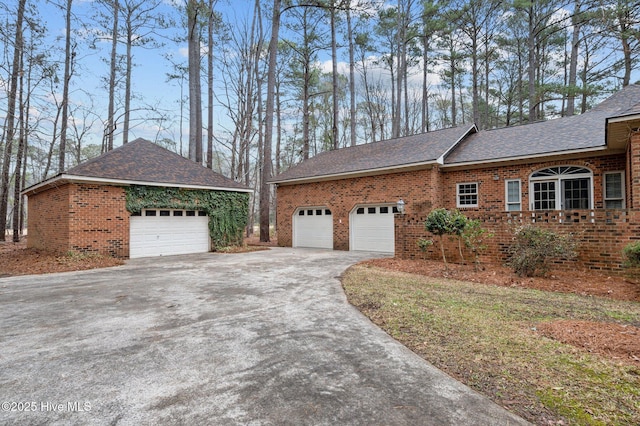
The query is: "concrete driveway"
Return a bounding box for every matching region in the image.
[0,248,528,425]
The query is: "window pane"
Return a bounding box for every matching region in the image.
[605,200,623,209]
[160,210,170,216]
[459,194,478,205]
[507,181,520,202]
[316,209,323,216]
[380,206,389,214]
[356,207,364,214]
[605,173,622,199]
[186,211,196,216]
[173,210,183,216]
[563,178,590,209]
[307,209,313,216]
[325,209,331,215]
[368,207,376,214]
[533,181,556,210]
[299,210,305,216]
[145,210,157,216]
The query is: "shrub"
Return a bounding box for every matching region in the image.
[450,210,469,263]
[425,208,455,266]
[416,238,433,259]
[622,241,640,268]
[507,226,576,277]
[462,219,493,270]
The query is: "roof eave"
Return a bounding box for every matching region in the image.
[270,161,437,185]
[22,174,253,196]
[441,146,614,171]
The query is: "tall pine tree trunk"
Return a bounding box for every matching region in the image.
[330,3,338,150]
[188,0,203,163]
[346,6,356,147]
[260,0,280,242]
[59,0,73,170]
[0,0,25,242]
[106,0,119,151]
[206,0,216,169]
[13,56,26,242]
[566,0,581,116]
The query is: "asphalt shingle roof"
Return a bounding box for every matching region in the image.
[29,138,249,192]
[444,85,640,165]
[270,124,475,183]
[271,85,640,183]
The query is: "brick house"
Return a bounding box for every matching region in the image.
[271,85,640,271]
[23,138,251,258]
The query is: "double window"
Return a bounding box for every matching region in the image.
[529,166,593,210]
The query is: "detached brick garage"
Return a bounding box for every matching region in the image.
[23,139,251,258]
[271,85,640,271]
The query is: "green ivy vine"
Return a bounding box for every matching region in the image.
[125,185,249,249]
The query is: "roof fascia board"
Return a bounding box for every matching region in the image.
[440,146,613,170]
[23,174,253,196]
[270,161,436,185]
[607,113,640,124]
[436,123,478,164]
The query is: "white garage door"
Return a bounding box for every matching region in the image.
[350,205,395,253]
[130,209,210,258]
[293,207,333,249]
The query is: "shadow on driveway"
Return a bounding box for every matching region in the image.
[0,247,528,425]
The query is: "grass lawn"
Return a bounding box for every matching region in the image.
[342,264,640,425]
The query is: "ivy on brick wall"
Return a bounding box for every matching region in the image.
[125,185,249,249]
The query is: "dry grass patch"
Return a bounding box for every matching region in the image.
[342,264,640,425]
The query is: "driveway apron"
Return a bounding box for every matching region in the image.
[0,247,529,425]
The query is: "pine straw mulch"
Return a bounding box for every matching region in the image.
[0,239,125,277]
[362,257,640,368]
[0,236,277,277]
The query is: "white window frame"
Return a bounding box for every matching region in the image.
[603,171,625,209]
[529,166,594,210]
[456,182,479,208]
[505,179,521,211]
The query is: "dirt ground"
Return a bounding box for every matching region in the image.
[362,257,640,369]
[2,238,638,371]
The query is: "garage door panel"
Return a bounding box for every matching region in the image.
[130,211,210,258]
[293,208,333,249]
[351,206,395,253]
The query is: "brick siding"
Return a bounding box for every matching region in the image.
[396,209,640,272]
[27,183,129,258]
[276,168,438,249]
[276,147,640,271]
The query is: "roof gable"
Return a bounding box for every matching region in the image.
[270,124,476,184]
[25,138,250,194]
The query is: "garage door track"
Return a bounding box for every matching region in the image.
[0,248,528,425]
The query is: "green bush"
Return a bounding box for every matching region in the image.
[462,219,493,270]
[425,208,455,265]
[416,238,433,255]
[622,241,640,268]
[507,226,576,277]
